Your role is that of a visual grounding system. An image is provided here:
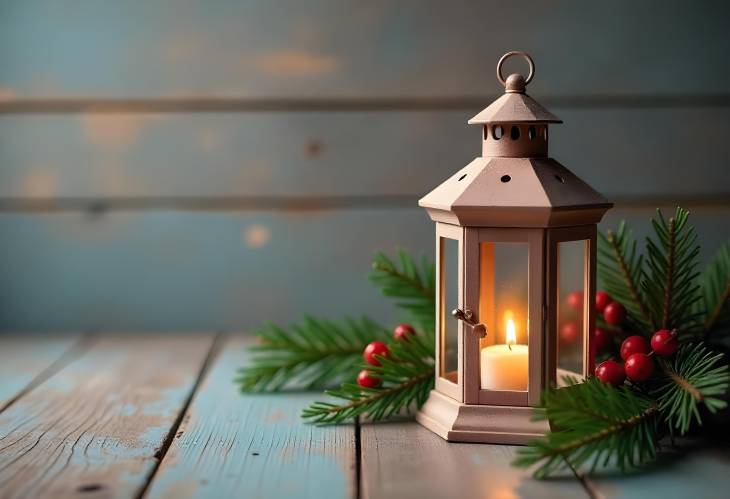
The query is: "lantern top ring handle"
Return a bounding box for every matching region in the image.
[496,51,535,87]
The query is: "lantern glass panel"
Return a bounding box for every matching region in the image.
[478,242,529,392]
[556,239,588,386]
[440,237,459,384]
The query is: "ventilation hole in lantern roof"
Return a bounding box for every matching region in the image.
[554,174,565,183]
[500,175,511,183]
[492,125,503,140]
[528,126,536,140]
[458,174,467,181]
[510,126,520,140]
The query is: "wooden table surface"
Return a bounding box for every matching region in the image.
[1,335,728,499]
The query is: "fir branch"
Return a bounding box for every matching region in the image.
[302,335,434,424]
[653,342,730,434]
[643,208,703,334]
[702,241,730,339]
[599,222,655,331]
[513,378,659,478]
[235,316,390,392]
[369,249,436,333]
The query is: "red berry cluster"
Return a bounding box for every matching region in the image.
[356,324,417,388]
[595,329,678,386]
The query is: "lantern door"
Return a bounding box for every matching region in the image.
[546,225,597,388]
[435,223,464,401]
[463,228,544,406]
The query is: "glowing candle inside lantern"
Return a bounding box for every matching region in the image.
[480,316,529,391]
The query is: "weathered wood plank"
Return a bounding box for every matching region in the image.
[0,334,215,499]
[0,206,727,332]
[360,420,588,499]
[582,445,730,499]
[0,1,727,98]
[0,107,728,201]
[145,336,356,499]
[0,335,83,411]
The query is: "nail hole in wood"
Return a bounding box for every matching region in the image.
[77,484,104,493]
[500,175,511,183]
[252,452,260,456]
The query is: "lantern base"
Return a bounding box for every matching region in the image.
[416,389,549,445]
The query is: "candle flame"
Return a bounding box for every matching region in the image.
[506,318,517,346]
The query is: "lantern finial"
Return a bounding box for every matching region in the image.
[496,51,534,93]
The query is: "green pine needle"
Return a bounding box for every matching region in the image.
[643,207,703,333]
[654,342,730,434]
[369,249,436,334]
[235,316,391,391]
[302,334,434,424]
[513,378,660,478]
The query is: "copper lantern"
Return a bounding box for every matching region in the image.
[416,52,613,444]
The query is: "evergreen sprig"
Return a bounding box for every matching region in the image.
[598,222,655,332]
[235,316,390,391]
[654,342,729,434]
[302,334,434,424]
[521,207,729,478]
[643,207,703,333]
[369,249,436,333]
[702,241,730,340]
[514,378,659,478]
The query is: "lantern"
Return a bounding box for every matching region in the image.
[415,52,613,444]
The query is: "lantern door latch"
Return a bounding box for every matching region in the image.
[452,308,487,338]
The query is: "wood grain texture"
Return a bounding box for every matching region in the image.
[582,445,730,499]
[146,336,356,499]
[0,1,727,98]
[0,206,727,332]
[0,107,728,201]
[360,420,588,499]
[0,334,215,499]
[0,335,82,411]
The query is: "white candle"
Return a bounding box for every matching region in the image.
[480,318,529,391]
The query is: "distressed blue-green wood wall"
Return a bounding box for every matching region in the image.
[1,0,729,332]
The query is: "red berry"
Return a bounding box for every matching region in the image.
[603,301,626,325]
[560,321,581,343]
[363,341,389,366]
[594,327,612,352]
[394,323,416,341]
[620,335,649,360]
[595,291,612,313]
[566,291,584,311]
[624,353,654,381]
[651,329,679,356]
[595,360,626,386]
[357,370,381,388]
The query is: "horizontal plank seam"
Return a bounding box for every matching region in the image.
[0,195,727,213]
[0,333,96,414]
[135,332,226,499]
[0,94,729,114]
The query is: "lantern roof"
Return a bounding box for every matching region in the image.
[468,92,562,124]
[419,156,611,227]
[419,51,612,228]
